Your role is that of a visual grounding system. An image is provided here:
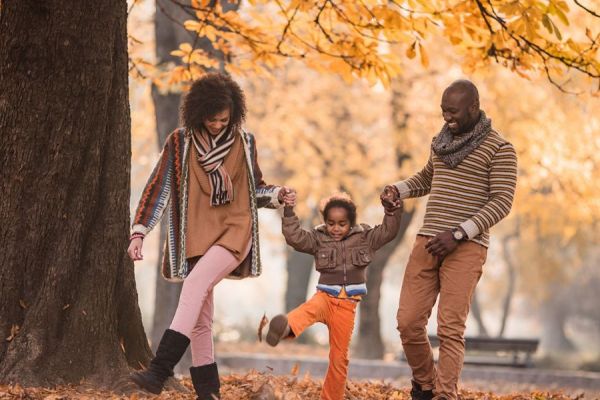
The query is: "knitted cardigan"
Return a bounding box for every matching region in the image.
[132,128,282,281]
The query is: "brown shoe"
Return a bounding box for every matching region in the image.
[266,314,290,347]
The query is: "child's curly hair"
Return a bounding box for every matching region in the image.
[180,72,247,131]
[321,193,357,226]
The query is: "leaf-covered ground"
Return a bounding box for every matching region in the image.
[0,370,588,400]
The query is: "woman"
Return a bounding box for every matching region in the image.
[127,73,291,399]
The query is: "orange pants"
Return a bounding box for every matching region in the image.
[287,291,357,400]
[397,235,487,400]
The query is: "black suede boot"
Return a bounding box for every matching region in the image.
[130,329,190,394]
[410,380,434,400]
[190,362,221,400]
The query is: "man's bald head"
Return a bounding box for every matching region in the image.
[445,79,479,106]
[441,79,481,134]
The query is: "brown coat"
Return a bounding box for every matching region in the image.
[281,209,402,285]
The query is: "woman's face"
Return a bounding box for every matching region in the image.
[203,108,231,136]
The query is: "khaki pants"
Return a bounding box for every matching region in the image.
[287,291,357,400]
[397,235,487,400]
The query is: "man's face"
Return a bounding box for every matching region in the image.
[440,89,478,135]
[203,108,231,136]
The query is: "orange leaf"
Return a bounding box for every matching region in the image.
[290,362,299,376]
[257,313,269,342]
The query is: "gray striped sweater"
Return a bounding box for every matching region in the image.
[394,130,517,247]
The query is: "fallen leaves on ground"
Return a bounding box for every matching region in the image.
[0,372,587,399]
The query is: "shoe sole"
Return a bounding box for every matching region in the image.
[266,315,289,347]
[130,371,162,394]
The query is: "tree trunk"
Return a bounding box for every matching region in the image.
[354,209,415,359]
[0,1,151,387]
[498,233,517,337]
[470,290,489,337]
[149,0,239,370]
[353,76,415,360]
[540,296,576,353]
[284,208,319,342]
[150,0,191,374]
[284,249,314,312]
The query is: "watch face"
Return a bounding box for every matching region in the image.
[453,230,463,240]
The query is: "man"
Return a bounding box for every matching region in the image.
[383,80,517,400]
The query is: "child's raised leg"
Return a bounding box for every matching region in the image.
[287,291,330,338]
[267,292,329,346]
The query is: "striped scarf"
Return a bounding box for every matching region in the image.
[191,127,236,206]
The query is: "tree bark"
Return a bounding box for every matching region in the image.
[0,1,151,387]
[354,209,415,359]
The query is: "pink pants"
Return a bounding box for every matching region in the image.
[169,242,250,366]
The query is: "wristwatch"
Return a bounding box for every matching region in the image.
[451,228,466,241]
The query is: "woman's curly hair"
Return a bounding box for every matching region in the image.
[321,193,357,226]
[180,72,247,131]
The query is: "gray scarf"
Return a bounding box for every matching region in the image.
[432,110,491,168]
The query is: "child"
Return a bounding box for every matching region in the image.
[267,189,403,400]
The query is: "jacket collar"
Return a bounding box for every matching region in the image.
[315,223,365,242]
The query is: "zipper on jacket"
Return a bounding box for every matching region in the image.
[342,240,347,284]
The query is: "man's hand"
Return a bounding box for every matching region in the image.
[380,185,401,209]
[425,230,458,258]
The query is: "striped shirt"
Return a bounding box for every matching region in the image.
[394,130,517,247]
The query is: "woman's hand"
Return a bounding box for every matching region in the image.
[128,237,144,261]
[278,186,297,207]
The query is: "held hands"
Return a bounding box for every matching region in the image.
[380,185,403,213]
[127,237,144,261]
[279,186,297,208]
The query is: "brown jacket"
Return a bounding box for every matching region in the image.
[281,208,402,285]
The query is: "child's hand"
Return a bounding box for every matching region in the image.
[284,188,297,207]
[380,185,400,209]
[279,186,297,207]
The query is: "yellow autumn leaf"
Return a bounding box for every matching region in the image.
[406,42,416,59]
[418,42,429,68]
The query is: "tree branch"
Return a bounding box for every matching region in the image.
[574,0,600,18]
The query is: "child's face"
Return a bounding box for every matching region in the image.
[325,207,351,241]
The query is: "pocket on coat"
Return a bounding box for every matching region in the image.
[315,248,335,270]
[351,248,371,266]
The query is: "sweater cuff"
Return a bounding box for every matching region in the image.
[270,187,284,209]
[131,224,149,236]
[393,181,411,200]
[460,220,480,239]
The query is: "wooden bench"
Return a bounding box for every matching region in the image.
[398,336,539,368]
